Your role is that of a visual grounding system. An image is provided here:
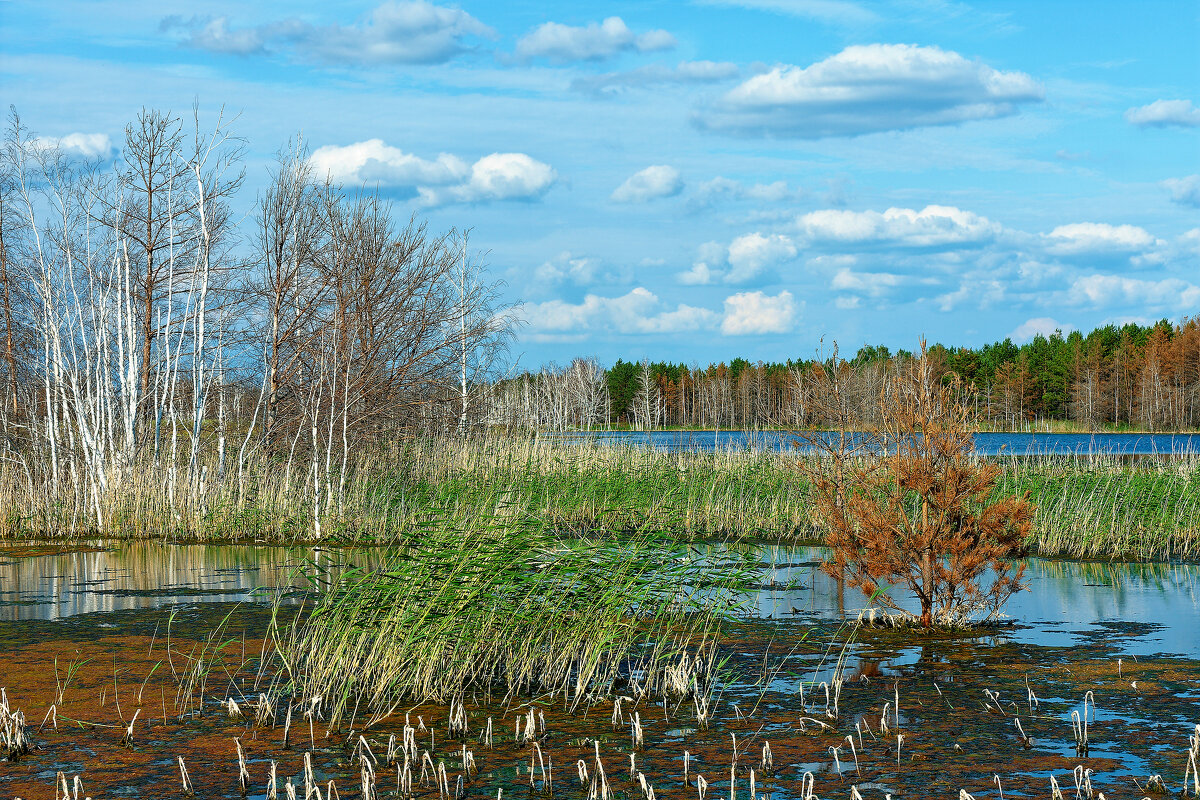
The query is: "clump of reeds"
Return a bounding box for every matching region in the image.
[273,519,754,726]
[1,689,30,760]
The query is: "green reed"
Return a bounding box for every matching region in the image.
[2,434,1196,561]
[273,519,756,726]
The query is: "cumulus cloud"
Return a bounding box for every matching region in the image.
[726,232,797,282]
[310,141,555,205]
[1042,223,1158,256]
[676,241,727,285]
[692,176,796,206]
[1125,99,1200,128]
[532,252,601,286]
[515,17,674,63]
[676,262,717,285]
[162,2,495,65]
[1065,275,1200,311]
[695,43,1043,138]
[830,267,902,296]
[311,139,468,192]
[36,133,114,159]
[721,290,796,335]
[571,60,739,95]
[423,153,557,205]
[1163,175,1200,208]
[797,205,1001,248]
[611,165,684,203]
[524,287,717,335]
[677,233,797,284]
[1010,317,1071,343]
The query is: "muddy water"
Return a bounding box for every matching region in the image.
[1,541,1198,799]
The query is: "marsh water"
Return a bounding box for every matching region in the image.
[2,540,1198,798]
[553,429,1200,457]
[2,541,1198,658]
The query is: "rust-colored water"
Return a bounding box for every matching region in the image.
[2,607,1198,799]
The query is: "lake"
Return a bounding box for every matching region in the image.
[549,429,1200,456]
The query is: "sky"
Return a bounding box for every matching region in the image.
[2,0,1198,367]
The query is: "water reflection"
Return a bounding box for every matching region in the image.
[2,540,1197,660]
[731,543,1200,658]
[0,542,353,621]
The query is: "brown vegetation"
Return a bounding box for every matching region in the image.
[806,343,1034,627]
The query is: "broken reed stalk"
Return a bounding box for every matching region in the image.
[178,756,195,797]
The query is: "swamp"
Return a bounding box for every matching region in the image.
[1,100,1198,800]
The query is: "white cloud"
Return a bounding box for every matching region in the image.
[721,290,796,335]
[36,132,113,159]
[161,15,267,55]
[693,176,796,206]
[830,267,902,296]
[1043,223,1158,256]
[676,241,727,285]
[798,205,1001,247]
[440,153,556,203]
[1163,175,1200,208]
[696,43,1043,138]
[935,275,1007,312]
[1066,275,1200,311]
[1125,99,1200,128]
[611,165,684,203]
[515,17,675,63]
[1010,317,1071,343]
[532,252,601,286]
[572,61,739,95]
[676,262,717,285]
[311,141,555,205]
[726,232,797,283]
[310,139,468,189]
[162,2,495,65]
[524,287,717,334]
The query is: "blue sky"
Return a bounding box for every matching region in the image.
[3,0,1198,366]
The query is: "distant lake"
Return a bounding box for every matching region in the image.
[548,430,1200,457]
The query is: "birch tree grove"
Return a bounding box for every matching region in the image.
[0,108,515,536]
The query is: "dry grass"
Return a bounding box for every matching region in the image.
[0,435,1196,560]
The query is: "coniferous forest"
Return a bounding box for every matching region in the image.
[490,320,1200,431]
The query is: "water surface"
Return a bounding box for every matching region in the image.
[552,429,1200,457]
[4,540,1196,659]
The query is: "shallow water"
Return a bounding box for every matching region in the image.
[3,540,1197,658]
[1,540,1198,798]
[738,544,1200,658]
[0,542,367,621]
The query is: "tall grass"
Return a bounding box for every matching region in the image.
[996,455,1200,560]
[273,521,755,726]
[1,435,1196,560]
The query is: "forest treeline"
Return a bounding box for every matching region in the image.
[488,320,1200,431]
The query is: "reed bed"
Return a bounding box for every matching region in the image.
[1,434,1197,560]
[274,521,756,726]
